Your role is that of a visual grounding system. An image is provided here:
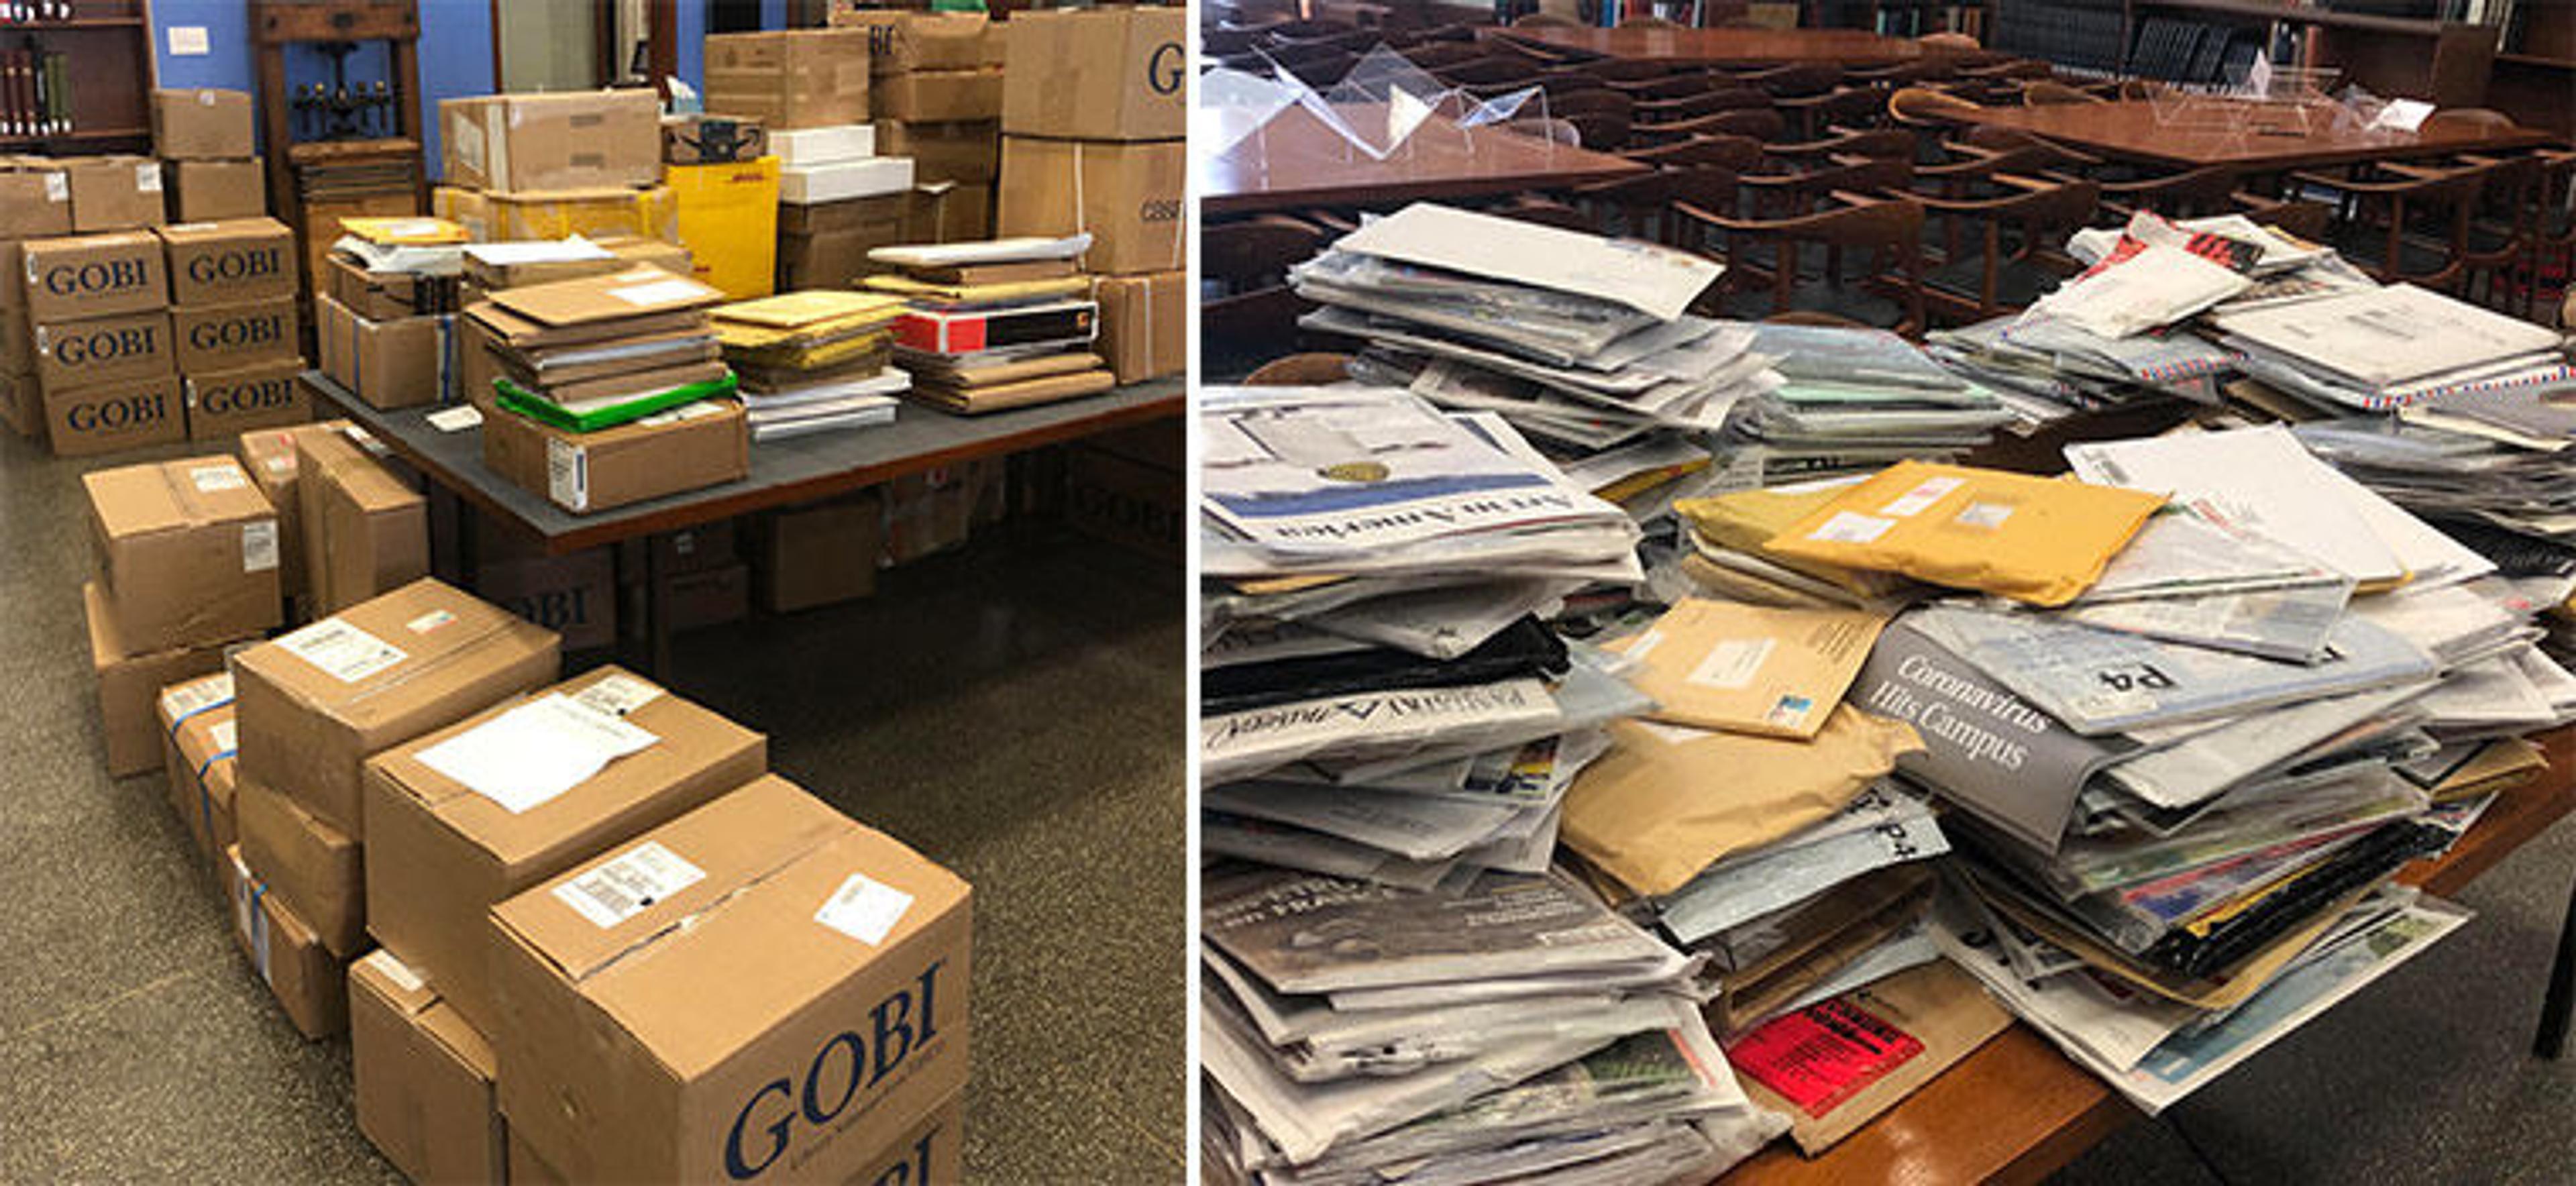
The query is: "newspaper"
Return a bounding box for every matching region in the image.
[1202,781,1534,863]
[2075,508,2343,604]
[1932,890,2202,1073]
[1201,678,1565,786]
[2102,682,2438,810]
[2049,580,2353,662]
[1207,957,1688,1083]
[2038,767,2429,896]
[1907,604,2438,736]
[1300,577,1580,660]
[1202,867,1674,995]
[1203,813,1459,891]
[1657,790,1949,945]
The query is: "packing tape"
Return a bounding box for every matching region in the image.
[195,747,235,783]
[166,696,227,739]
[1072,141,1088,270]
[197,773,218,853]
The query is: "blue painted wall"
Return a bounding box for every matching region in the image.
[146,2,777,180]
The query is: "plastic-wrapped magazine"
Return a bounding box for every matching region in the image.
[2028,767,2428,897]
[1201,676,1564,786]
[2104,682,2437,810]
[2074,509,2343,604]
[2049,578,2351,662]
[1201,866,1675,995]
[1202,781,1538,863]
[1906,604,2437,736]
[1203,812,1460,892]
[1322,657,1652,784]
[1656,786,1948,944]
[1931,885,2204,1073]
[1745,322,1972,392]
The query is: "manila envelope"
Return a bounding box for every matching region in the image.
[1618,598,1889,739]
[1724,958,2014,1155]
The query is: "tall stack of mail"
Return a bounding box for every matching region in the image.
[1197,382,1791,1183]
[864,234,1114,413]
[710,289,908,440]
[1721,322,2015,482]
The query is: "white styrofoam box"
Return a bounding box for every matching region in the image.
[779,157,917,205]
[770,125,878,168]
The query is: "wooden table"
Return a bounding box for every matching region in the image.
[1494,25,1938,68]
[306,370,1183,672]
[1201,104,1649,217]
[1719,725,2576,1183]
[1954,99,2559,171]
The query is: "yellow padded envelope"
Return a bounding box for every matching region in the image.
[1676,484,1914,600]
[1762,461,2164,607]
[1617,598,1890,740]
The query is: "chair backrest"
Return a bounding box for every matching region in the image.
[1399,40,1491,69]
[2424,107,2520,137]
[1582,56,1678,83]
[1242,353,1355,385]
[1664,107,1787,142]
[1512,11,1582,25]
[1640,87,1768,121]
[1538,70,1617,97]
[1743,63,1841,97]
[1203,215,1328,289]
[1440,56,1546,86]
[2020,80,2100,106]
[1550,88,1638,118]
[1625,131,1767,170]
[1497,199,1599,232]
[1613,72,1719,100]
[1919,32,1981,50]
[1809,127,1917,159]
[1888,85,1982,127]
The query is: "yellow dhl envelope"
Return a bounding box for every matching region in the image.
[1762,461,2165,607]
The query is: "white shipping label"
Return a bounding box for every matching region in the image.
[160,672,234,721]
[816,874,916,946]
[553,841,704,928]
[209,719,237,753]
[276,619,407,682]
[607,278,708,307]
[42,172,65,202]
[362,949,427,994]
[1881,476,1965,518]
[190,464,248,492]
[1954,502,2015,529]
[547,439,588,511]
[136,162,162,193]
[241,521,278,573]
[1632,720,1717,746]
[1807,511,1895,545]
[572,673,663,718]
[415,694,660,814]
[425,405,483,432]
[1685,638,1774,690]
[407,609,455,635]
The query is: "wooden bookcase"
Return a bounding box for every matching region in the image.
[0,0,156,153]
[1998,0,2506,108]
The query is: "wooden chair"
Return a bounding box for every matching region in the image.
[1611,72,1719,101]
[1635,107,1786,145]
[1735,63,1841,98]
[1741,154,1915,219]
[1493,197,1600,232]
[2093,163,2244,221]
[1399,40,1493,70]
[1915,174,2100,322]
[1581,56,1682,85]
[1635,87,1770,124]
[2524,150,2576,320]
[2019,80,2102,106]
[1621,131,1768,170]
[1766,127,1917,164]
[1510,11,1583,26]
[1537,70,1617,97]
[1548,88,1635,119]
[1564,109,1634,150]
[1778,86,1891,138]
[2294,159,2487,290]
[1243,352,1354,385]
[1203,215,1331,379]
[1572,168,1697,244]
[1919,31,1981,50]
[1676,193,1928,332]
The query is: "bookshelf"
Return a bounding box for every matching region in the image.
[0,1,154,154]
[1994,0,2502,105]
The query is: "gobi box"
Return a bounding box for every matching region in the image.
[491,776,971,1185]
[232,578,558,836]
[1000,6,1185,142]
[186,358,309,440]
[159,219,297,307]
[44,372,185,456]
[23,230,167,322]
[997,138,1183,275]
[364,665,765,1032]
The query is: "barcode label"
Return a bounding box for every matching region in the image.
[191,464,248,492]
[242,521,278,573]
[276,618,407,682]
[815,874,915,946]
[553,841,704,928]
[572,673,663,718]
[159,673,233,722]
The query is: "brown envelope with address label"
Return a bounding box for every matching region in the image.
[1617,598,1891,740]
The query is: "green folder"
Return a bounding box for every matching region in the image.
[493,372,741,433]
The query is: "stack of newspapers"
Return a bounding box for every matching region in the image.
[1288,204,1761,457]
[1198,382,1794,1183]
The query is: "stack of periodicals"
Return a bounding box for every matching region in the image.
[710,290,908,441]
[866,235,1116,413]
[1721,322,2015,481]
[467,266,735,430]
[1197,382,1792,1183]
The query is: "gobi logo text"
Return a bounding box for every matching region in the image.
[504,588,593,633]
[723,963,947,1180]
[186,246,282,286]
[200,376,294,415]
[54,325,157,367]
[41,258,148,298]
[68,392,166,433]
[864,1130,942,1186]
[1148,42,1184,95]
[189,313,284,352]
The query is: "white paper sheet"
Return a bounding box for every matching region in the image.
[417,694,659,814]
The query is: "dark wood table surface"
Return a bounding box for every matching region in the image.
[1955,99,2561,170]
[1719,725,2576,1183]
[1201,104,1648,217]
[304,370,1184,555]
[1493,25,1939,67]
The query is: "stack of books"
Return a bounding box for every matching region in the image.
[710,290,910,441]
[465,266,735,431]
[865,235,1116,414]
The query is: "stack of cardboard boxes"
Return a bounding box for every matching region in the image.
[6,148,176,453]
[998,6,1187,386]
[81,455,282,778]
[833,8,1008,244]
[151,88,267,222]
[164,217,311,441]
[435,90,671,245]
[700,28,914,292]
[123,572,971,1183]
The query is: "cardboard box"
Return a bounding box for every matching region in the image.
[0,311,27,376]
[600,235,696,277]
[1093,270,1183,384]
[480,186,680,244]
[883,464,992,565]
[647,519,738,576]
[85,580,236,777]
[239,774,367,956]
[911,183,994,244]
[314,294,457,411]
[298,425,431,616]
[350,949,509,1186]
[474,548,619,652]
[328,256,439,321]
[0,166,71,237]
[874,68,1004,123]
[779,192,912,237]
[703,29,873,131]
[997,136,1184,276]
[233,578,559,836]
[780,157,915,206]
[225,845,351,1040]
[0,369,36,440]
[756,494,882,613]
[1065,443,1182,562]
[515,1089,959,1185]
[152,89,256,160]
[172,297,297,374]
[1002,6,1187,142]
[441,91,662,193]
[490,776,971,1185]
[482,400,749,516]
[237,421,347,612]
[67,158,166,231]
[663,561,751,632]
[23,231,168,322]
[186,358,310,441]
[166,157,266,222]
[830,9,1006,71]
[32,309,172,390]
[365,665,765,1030]
[660,113,769,166]
[84,455,283,652]
[160,217,297,307]
[667,158,780,301]
[43,371,184,456]
[875,120,1000,184]
[158,671,241,867]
